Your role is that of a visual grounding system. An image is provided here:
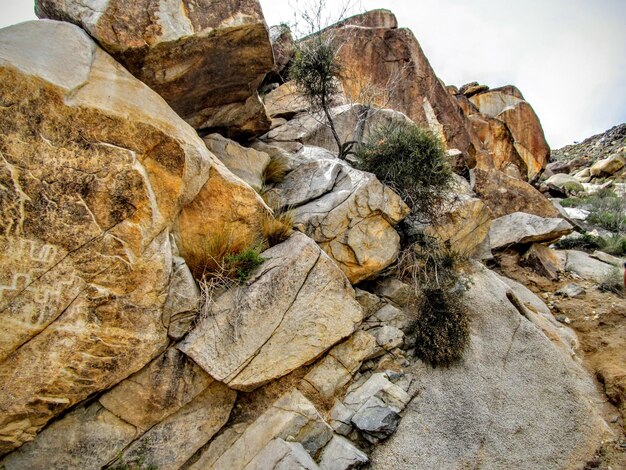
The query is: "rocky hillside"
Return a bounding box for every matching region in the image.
[0,4,624,470]
[552,123,626,163]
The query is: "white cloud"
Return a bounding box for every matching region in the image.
[1,0,624,148]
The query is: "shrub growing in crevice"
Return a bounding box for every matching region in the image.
[260,207,294,247]
[355,122,454,219]
[263,153,291,184]
[399,235,471,367]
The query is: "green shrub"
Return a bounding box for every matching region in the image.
[602,235,626,256]
[555,233,605,251]
[224,248,264,282]
[399,235,470,367]
[561,189,626,233]
[598,267,624,297]
[355,122,454,218]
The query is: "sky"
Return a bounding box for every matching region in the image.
[1,0,624,149]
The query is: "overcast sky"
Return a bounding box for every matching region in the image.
[1,0,624,148]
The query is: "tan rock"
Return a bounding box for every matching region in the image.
[0,21,264,454]
[113,381,236,470]
[470,90,550,178]
[471,169,560,219]
[590,154,626,176]
[203,134,271,192]
[522,243,564,281]
[178,233,363,391]
[99,348,213,432]
[270,24,295,78]
[245,439,319,470]
[164,254,201,340]
[327,11,476,165]
[264,81,311,119]
[270,149,410,283]
[0,403,137,470]
[192,390,332,469]
[35,0,274,138]
[301,331,378,399]
[489,213,573,250]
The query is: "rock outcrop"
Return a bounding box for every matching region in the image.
[469,87,550,179]
[371,267,608,469]
[179,233,363,391]
[267,147,410,283]
[327,11,476,166]
[0,20,261,454]
[489,213,573,250]
[35,0,275,138]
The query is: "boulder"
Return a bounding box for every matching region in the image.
[556,283,586,299]
[270,24,295,78]
[164,254,201,339]
[371,267,608,469]
[471,168,560,218]
[264,104,413,156]
[0,403,137,470]
[544,173,585,195]
[112,381,236,470]
[35,0,274,138]
[203,134,270,192]
[521,243,563,280]
[590,153,626,177]
[564,250,615,283]
[470,89,550,179]
[327,11,476,165]
[301,331,378,400]
[489,213,573,250]
[318,435,369,470]
[99,348,213,432]
[269,147,410,283]
[246,439,320,470]
[0,21,260,454]
[178,233,363,391]
[459,82,490,97]
[372,279,413,307]
[264,81,310,119]
[192,390,333,469]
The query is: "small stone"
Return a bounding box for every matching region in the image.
[351,396,401,443]
[555,283,586,299]
[318,435,369,470]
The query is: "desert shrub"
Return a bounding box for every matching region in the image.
[399,235,470,367]
[561,189,626,233]
[224,248,265,282]
[263,154,291,184]
[602,235,626,256]
[355,122,454,218]
[260,208,294,247]
[598,267,624,296]
[554,233,605,251]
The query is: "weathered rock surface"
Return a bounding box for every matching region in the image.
[179,233,363,391]
[590,153,626,177]
[0,20,260,454]
[35,0,274,138]
[564,250,615,283]
[99,348,212,432]
[269,147,410,283]
[544,173,585,195]
[164,254,201,339]
[264,104,413,156]
[203,134,270,192]
[318,435,369,470]
[192,390,332,469]
[264,81,310,119]
[489,213,573,250]
[471,168,560,218]
[246,439,319,470]
[521,243,563,280]
[470,88,550,178]
[328,11,476,165]
[371,267,608,469]
[269,24,295,78]
[112,381,236,470]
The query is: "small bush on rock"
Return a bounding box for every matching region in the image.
[598,267,624,297]
[263,154,291,184]
[260,208,294,247]
[355,122,454,218]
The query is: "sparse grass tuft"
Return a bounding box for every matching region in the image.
[260,208,294,247]
[561,188,626,233]
[598,267,624,297]
[355,122,454,219]
[263,154,291,184]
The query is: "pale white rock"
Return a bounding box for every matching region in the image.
[565,250,615,283]
[178,233,363,391]
[489,212,573,250]
[245,439,320,470]
[164,255,201,339]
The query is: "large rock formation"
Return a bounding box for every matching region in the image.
[179,233,363,391]
[327,10,476,166]
[469,87,550,179]
[0,20,262,454]
[35,0,275,138]
[267,146,410,283]
[371,267,608,469]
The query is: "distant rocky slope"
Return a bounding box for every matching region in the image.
[552,123,626,163]
[0,4,624,470]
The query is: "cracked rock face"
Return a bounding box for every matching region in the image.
[35,0,274,138]
[371,267,609,469]
[0,20,259,455]
[268,147,410,283]
[178,233,363,391]
[489,212,573,250]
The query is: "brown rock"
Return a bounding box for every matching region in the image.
[264,81,311,119]
[270,24,295,78]
[35,0,274,138]
[328,11,475,166]
[0,21,262,455]
[470,90,550,179]
[522,243,564,280]
[471,169,560,219]
[459,82,490,97]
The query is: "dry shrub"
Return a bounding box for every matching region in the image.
[263,154,291,184]
[261,208,294,247]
